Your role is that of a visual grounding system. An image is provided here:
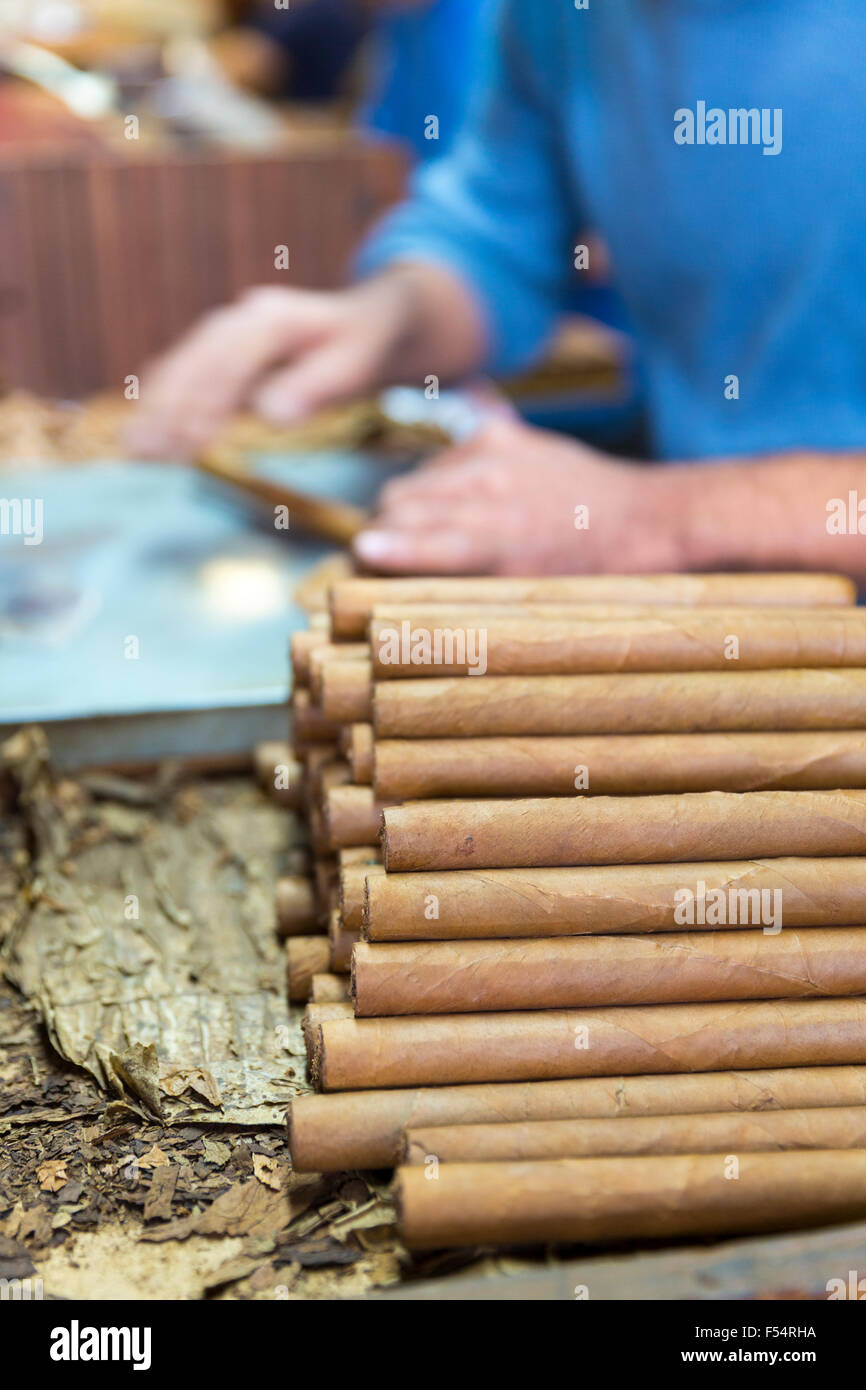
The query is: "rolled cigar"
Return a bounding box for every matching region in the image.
[291,688,342,749]
[325,785,388,850]
[395,1151,866,1249]
[312,997,866,1090]
[302,1002,354,1055]
[308,804,331,856]
[314,857,337,907]
[253,742,303,808]
[301,745,340,803]
[382,790,866,871]
[288,1065,866,1170]
[319,660,373,723]
[338,845,381,867]
[329,909,360,972]
[403,1106,866,1164]
[304,1001,355,1026]
[290,629,330,687]
[351,929,866,1015]
[370,602,866,629]
[340,863,386,932]
[275,875,317,936]
[330,574,855,638]
[308,643,369,698]
[373,669,866,739]
[311,972,350,1003]
[373,730,866,801]
[286,935,332,1002]
[319,761,352,797]
[371,609,866,679]
[286,846,312,876]
[365,858,866,941]
[345,724,374,784]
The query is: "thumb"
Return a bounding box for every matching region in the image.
[252,337,374,425]
[353,527,499,575]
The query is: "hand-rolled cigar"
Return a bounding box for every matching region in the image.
[311,997,866,1090]
[329,909,360,972]
[371,602,866,633]
[275,875,317,936]
[286,845,312,876]
[288,1065,866,1169]
[319,659,372,723]
[301,745,339,803]
[382,790,866,871]
[302,1002,355,1055]
[374,669,866,739]
[365,858,866,941]
[344,723,374,784]
[338,844,381,867]
[351,929,866,1015]
[404,1105,866,1165]
[395,1151,866,1249]
[286,935,332,1002]
[314,857,338,907]
[370,609,866,679]
[308,804,331,856]
[340,863,386,932]
[290,629,330,687]
[311,972,351,1003]
[330,573,855,638]
[314,761,352,804]
[373,731,866,801]
[291,688,342,749]
[254,742,303,808]
[308,642,368,696]
[325,785,388,850]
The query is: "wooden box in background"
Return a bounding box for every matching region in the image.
[0,139,406,399]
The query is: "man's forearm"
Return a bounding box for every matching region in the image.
[654,451,866,584]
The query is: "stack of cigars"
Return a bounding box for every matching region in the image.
[279,571,866,1252]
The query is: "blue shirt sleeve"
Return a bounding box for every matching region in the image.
[357,0,577,376]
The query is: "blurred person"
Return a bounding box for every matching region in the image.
[130,1,866,582]
[213,0,486,151]
[211,0,369,103]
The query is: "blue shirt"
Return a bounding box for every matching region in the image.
[360,0,866,460]
[361,0,490,159]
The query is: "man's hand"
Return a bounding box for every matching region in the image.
[354,419,684,575]
[125,282,408,459]
[126,264,487,460]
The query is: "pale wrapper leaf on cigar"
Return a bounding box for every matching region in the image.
[402,1105,866,1164]
[312,997,866,1091]
[350,928,866,1015]
[373,730,866,800]
[363,857,866,941]
[395,1151,866,1249]
[382,790,866,871]
[369,609,866,678]
[373,669,866,739]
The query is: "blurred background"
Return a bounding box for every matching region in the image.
[0,0,638,768]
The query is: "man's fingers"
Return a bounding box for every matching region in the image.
[127,290,335,457]
[252,334,377,425]
[353,526,498,575]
